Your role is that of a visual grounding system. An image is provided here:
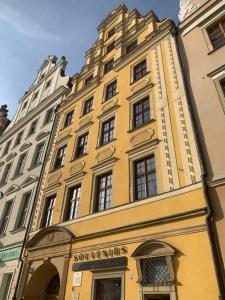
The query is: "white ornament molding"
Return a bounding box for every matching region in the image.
[179,0,200,22]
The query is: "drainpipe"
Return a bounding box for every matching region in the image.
[12,103,60,300]
[172,25,225,300]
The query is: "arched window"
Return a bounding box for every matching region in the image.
[132,240,177,300]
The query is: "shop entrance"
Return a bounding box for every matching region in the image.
[94,278,121,300]
[46,274,60,300]
[144,295,170,300]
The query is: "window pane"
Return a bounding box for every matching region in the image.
[65,186,81,221]
[94,278,121,300]
[41,196,56,228]
[141,257,170,285]
[95,173,112,212]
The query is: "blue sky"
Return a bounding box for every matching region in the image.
[0,0,179,119]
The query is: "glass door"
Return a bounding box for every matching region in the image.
[94,278,121,300]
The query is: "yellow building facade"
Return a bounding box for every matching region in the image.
[17,5,219,300]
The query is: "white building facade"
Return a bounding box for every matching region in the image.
[0,55,70,300]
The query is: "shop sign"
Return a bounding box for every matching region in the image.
[72,256,128,271]
[73,272,82,287]
[0,246,21,262]
[73,246,128,262]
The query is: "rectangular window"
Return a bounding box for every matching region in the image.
[33,142,45,166]
[134,155,157,200]
[14,152,27,177]
[104,58,114,74]
[84,74,93,86]
[64,111,74,128]
[101,117,115,145]
[108,27,116,39]
[220,78,225,97]
[14,131,23,147]
[54,145,67,169]
[45,79,51,89]
[127,40,137,54]
[82,96,93,115]
[28,120,37,136]
[106,40,115,54]
[64,185,81,221]
[133,97,150,128]
[44,108,54,124]
[41,195,56,228]
[95,172,112,212]
[0,273,13,300]
[2,140,11,156]
[94,278,121,300]
[1,163,12,184]
[0,201,13,235]
[207,18,225,49]
[105,80,117,101]
[15,192,31,230]
[133,59,147,82]
[75,133,89,158]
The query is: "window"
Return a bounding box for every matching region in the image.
[127,40,137,54]
[54,145,67,169]
[64,185,81,221]
[14,152,27,177]
[14,131,23,147]
[1,163,12,184]
[105,80,117,101]
[94,278,121,300]
[133,97,150,128]
[0,273,13,300]
[75,133,89,158]
[28,120,37,136]
[106,40,115,54]
[133,59,147,82]
[134,155,157,200]
[64,111,74,128]
[44,108,54,124]
[2,140,11,156]
[33,91,39,100]
[104,58,114,74]
[95,172,112,212]
[220,78,225,97]
[33,142,45,166]
[22,102,27,110]
[45,79,51,89]
[0,201,13,235]
[15,192,31,230]
[84,74,93,86]
[108,27,116,39]
[41,195,56,228]
[82,96,93,115]
[100,117,115,145]
[207,17,225,49]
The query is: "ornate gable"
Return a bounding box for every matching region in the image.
[179,0,200,22]
[5,184,20,195]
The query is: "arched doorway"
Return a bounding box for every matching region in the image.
[23,263,60,300]
[46,274,60,300]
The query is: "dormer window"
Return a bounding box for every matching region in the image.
[108,27,116,39]
[84,74,93,86]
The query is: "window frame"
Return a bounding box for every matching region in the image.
[107,27,116,39]
[133,96,151,129]
[40,195,56,228]
[14,131,23,147]
[1,163,12,185]
[75,132,89,159]
[94,171,113,213]
[207,16,225,50]
[104,58,114,74]
[32,142,45,167]
[28,120,38,136]
[104,79,117,101]
[45,79,52,89]
[14,191,31,230]
[53,144,67,170]
[14,152,27,177]
[84,74,94,86]
[82,96,94,116]
[44,107,54,124]
[106,40,115,54]
[100,117,115,146]
[126,40,137,54]
[63,184,81,221]
[63,110,74,128]
[2,140,12,156]
[133,59,147,82]
[0,200,13,236]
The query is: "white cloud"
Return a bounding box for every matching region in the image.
[0,2,61,41]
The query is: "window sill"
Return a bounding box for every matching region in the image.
[10,227,25,234]
[127,119,155,133]
[80,109,94,118]
[70,153,88,162]
[103,92,119,103]
[96,138,116,149]
[208,43,225,55]
[60,123,73,131]
[49,165,65,173]
[130,71,150,86]
[27,163,42,172]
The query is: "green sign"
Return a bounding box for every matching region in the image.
[0,246,21,262]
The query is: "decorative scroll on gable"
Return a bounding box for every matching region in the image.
[179,0,200,22]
